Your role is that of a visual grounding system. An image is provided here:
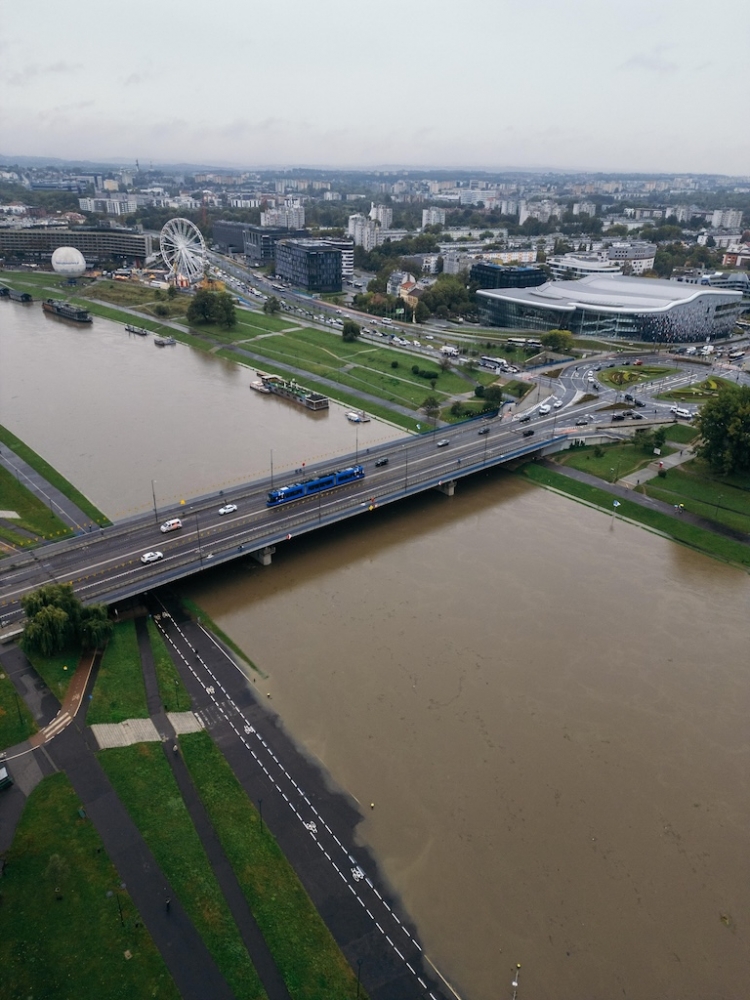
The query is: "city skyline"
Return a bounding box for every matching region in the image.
[1,0,748,175]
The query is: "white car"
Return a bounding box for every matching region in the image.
[160,518,183,534]
[218,503,237,515]
[538,404,551,415]
[141,551,164,564]
[553,400,563,409]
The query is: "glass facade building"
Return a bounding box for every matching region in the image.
[469,262,547,290]
[477,275,744,343]
[274,240,343,293]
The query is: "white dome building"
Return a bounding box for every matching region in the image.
[51,246,87,278]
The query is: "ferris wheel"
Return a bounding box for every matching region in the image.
[160,217,207,284]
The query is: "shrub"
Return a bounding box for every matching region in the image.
[391,360,399,369]
[593,445,604,458]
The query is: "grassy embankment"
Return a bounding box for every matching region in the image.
[0,772,181,1000]
[522,463,750,569]
[180,730,368,1000]
[0,668,36,748]
[557,440,676,482]
[146,616,192,711]
[0,462,71,550]
[0,422,110,528]
[87,620,148,724]
[25,645,83,701]
[180,594,262,674]
[639,459,750,535]
[98,743,267,1000]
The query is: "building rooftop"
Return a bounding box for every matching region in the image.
[477,274,742,315]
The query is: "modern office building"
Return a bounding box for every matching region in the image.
[606,241,656,274]
[320,237,354,278]
[470,262,547,290]
[242,225,308,264]
[213,219,255,253]
[547,253,622,281]
[274,239,342,293]
[0,227,153,264]
[477,274,743,342]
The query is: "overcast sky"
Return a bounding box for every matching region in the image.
[1,0,747,175]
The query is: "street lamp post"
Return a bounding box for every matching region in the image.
[355,425,359,464]
[195,510,203,568]
[404,449,409,491]
[151,479,158,526]
[714,493,723,519]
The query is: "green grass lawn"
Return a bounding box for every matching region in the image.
[638,459,750,534]
[147,617,191,712]
[557,441,675,482]
[0,462,72,547]
[25,644,82,701]
[0,772,180,1000]
[180,731,367,1000]
[522,463,750,570]
[0,423,109,527]
[0,667,37,748]
[664,423,699,444]
[88,620,148,724]
[98,743,267,1000]
[597,364,675,389]
[658,375,734,402]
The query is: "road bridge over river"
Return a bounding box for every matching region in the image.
[0,416,581,627]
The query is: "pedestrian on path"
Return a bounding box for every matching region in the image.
[165,898,171,913]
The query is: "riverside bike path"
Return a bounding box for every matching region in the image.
[0,441,96,532]
[541,458,750,544]
[135,615,293,1000]
[0,642,235,1000]
[150,591,456,1000]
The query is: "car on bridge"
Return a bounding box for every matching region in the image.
[160,518,183,534]
[218,504,238,515]
[375,457,390,467]
[437,438,450,447]
[477,426,490,435]
[141,551,164,564]
[522,428,535,437]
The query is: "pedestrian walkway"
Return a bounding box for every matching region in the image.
[29,649,98,747]
[0,441,96,532]
[135,613,294,1000]
[541,458,750,543]
[618,445,696,488]
[91,711,203,749]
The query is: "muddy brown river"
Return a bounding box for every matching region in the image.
[4,301,750,999]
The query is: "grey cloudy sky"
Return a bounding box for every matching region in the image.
[2,0,747,174]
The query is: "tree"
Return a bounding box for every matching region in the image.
[695,384,750,474]
[421,395,441,424]
[263,295,281,315]
[187,289,236,328]
[22,583,111,656]
[541,329,574,353]
[483,385,505,406]
[341,319,361,342]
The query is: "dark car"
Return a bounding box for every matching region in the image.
[632,412,644,419]
[624,393,634,402]
[634,399,646,407]
[522,428,535,437]
[575,418,588,426]
[477,426,490,435]
[518,414,531,423]
[611,413,626,421]
[374,457,389,467]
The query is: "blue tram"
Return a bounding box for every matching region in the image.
[267,465,365,507]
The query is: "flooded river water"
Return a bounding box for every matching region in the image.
[4,301,750,999]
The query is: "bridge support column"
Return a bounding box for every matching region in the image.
[435,480,456,496]
[250,545,276,566]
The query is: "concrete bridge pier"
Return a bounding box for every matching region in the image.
[435,480,456,496]
[250,545,276,566]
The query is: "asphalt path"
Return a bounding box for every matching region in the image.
[150,591,456,1000]
[0,441,95,532]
